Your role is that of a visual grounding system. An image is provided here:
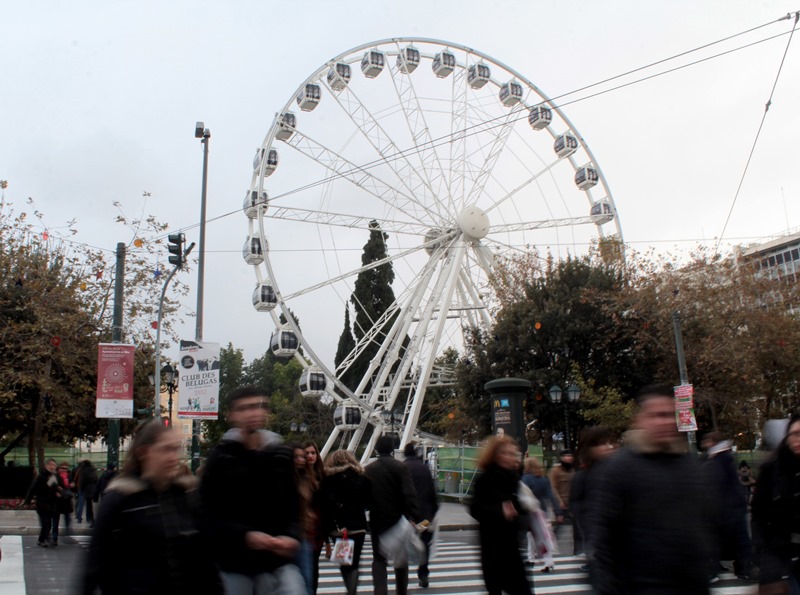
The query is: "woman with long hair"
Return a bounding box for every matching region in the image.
[81,421,221,595]
[470,435,532,595]
[752,412,800,594]
[303,441,325,594]
[293,442,323,595]
[321,449,372,595]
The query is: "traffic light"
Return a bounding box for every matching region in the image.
[161,416,171,428]
[167,233,185,267]
[136,407,153,418]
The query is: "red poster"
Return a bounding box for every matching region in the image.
[96,343,135,419]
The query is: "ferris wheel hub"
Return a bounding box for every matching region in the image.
[457,205,490,240]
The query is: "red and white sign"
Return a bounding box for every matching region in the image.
[96,343,135,419]
[673,383,697,432]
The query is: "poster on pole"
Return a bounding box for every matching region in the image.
[673,383,698,432]
[177,340,220,419]
[96,343,135,419]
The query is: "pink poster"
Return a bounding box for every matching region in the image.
[96,343,135,418]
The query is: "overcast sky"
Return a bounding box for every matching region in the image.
[3,1,800,367]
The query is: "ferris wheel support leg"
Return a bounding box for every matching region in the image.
[459,268,493,329]
[320,425,342,459]
[359,424,384,465]
[401,243,466,449]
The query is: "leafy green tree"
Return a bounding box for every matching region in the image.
[200,342,245,450]
[340,221,398,391]
[333,306,357,391]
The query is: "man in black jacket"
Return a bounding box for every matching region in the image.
[201,386,305,595]
[590,385,717,595]
[366,435,420,595]
[404,442,438,588]
[25,458,64,547]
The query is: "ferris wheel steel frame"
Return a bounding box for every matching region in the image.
[245,38,622,462]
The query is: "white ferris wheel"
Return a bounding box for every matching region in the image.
[243,38,621,462]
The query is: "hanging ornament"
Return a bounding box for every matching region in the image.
[151,321,158,330]
[95,270,103,280]
[153,268,162,279]
[15,278,23,288]
[534,321,542,330]
[79,281,88,291]
[50,336,62,348]
[133,238,144,248]
[42,231,49,240]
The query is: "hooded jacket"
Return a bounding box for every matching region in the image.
[200,428,301,575]
[81,474,222,595]
[589,430,716,595]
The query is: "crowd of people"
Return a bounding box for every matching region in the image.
[21,382,800,595]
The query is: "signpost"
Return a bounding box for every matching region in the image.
[96,343,135,419]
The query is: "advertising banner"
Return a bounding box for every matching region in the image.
[177,340,220,419]
[492,397,513,437]
[96,343,135,418]
[674,383,698,432]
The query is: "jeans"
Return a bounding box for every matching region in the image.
[76,493,93,523]
[418,530,433,582]
[295,539,314,595]
[220,564,306,595]
[337,533,366,595]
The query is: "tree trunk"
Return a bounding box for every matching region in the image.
[31,358,52,471]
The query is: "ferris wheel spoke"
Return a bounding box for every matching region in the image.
[458,267,493,329]
[283,129,435,225]
[490,215,597,234]
[481,157,563,216]
[448,62,469,215]
[464,104,525,209]
[281,232,453,302]
[386,45,452,212]
[265,204,429,236]
[321,80,446,225]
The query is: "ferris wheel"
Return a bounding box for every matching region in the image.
[243,38,621,461]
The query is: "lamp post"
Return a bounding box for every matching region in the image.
[191,121,211,473]
[549,383,581,449]
[380,408,400,449]
[149,364,178,425]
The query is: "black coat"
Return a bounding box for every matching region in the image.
[81,475,222,595]
[78,464,99,497]
[364,454,419,534]
[751,444,800,584]
[404,455,438,522]
[470,464,530,595]
[25,469,63,514]
[590,443,716,595]
[320,464,371,536]
[200,430,301,575]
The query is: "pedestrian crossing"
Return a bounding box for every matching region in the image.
[71,536,757,594]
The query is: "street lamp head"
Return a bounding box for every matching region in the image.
[290,422,298,432]
[162,364,175,386]
[195,122,205,138]
[299,423,308,433]
[567,383,581,403]
[549,385,562,404]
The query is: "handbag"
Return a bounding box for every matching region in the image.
[330,529,355,566]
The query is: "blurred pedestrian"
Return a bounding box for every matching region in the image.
[590,384,716,595]
[549,449,575,541]
[76,459,98,526]
[521,456,558,571]
[81,421,221,595]
[737,460,755,505]
[24,458,65,547]
[470,435,532,595]
[702,431,753,581]
[570,426,616,566]
[321,449,372,595]
[200,386,305,595]
[404,442,439,588]
[751,411,800,595]
[293,443,322,595]
[304,441,325,594]
[365,435,420,595]
[55,461,74,539]
[93,463,118,509]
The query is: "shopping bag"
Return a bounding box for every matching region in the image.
[529,510,557,557]
[330,530,355,566]
[379,516,425,566]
